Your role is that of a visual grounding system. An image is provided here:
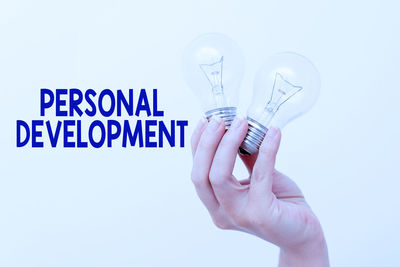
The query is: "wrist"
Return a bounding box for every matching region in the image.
[278,231,329,267]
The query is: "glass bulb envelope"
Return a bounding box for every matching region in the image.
[240,52,320,155]
[182,33,244,128]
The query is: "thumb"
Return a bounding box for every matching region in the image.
[249,127,281,198]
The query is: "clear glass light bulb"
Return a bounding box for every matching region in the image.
[182,33,244,128]
[240,52,320,155]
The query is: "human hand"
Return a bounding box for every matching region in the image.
[190,116,329,267]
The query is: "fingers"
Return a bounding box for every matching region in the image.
[191,118,207,157]
[191,116,226,212]
[209,117,248,208]
[250,127,281,198]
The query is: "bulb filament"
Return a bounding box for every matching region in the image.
[260,73,303,125]
[199,57,226,107]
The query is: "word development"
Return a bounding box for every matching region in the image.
[16,89,188,148]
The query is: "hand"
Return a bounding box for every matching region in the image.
[190,116,329,267]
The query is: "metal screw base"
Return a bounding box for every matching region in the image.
[205,107,237,129]
[239,117,268,155]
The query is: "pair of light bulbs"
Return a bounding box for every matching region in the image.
[182,33,320,155]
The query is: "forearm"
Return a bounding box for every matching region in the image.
[278,235,329,267]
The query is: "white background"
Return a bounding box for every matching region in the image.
[1,0,399,266]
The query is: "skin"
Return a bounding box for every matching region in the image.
[190,115,329,267]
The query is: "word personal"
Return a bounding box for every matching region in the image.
[16,88,188,148]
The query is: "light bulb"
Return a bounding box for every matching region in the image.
[240,52,320,155]
[182,33,244,128]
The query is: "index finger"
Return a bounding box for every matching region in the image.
[191,118,207,157]
[208,117,248,208]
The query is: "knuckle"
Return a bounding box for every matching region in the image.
[209,169,225,187]
[190,169,202,187]
[190,175,199,187]
[212,216,231,230]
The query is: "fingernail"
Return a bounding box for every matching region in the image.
[267,127,279,139]
[230,116,243,129]
[195,117,207,130]
[209,116,222,130]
